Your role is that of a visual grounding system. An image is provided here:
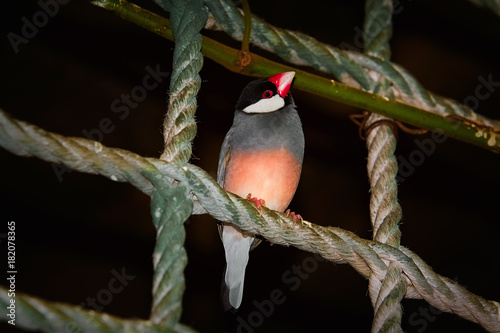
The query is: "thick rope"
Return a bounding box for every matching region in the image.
[160,0,206,164]
[0,111,165,196]
[185,163,500,332]
[2,2,497,332]
[151,0,207,327]
[362,1,405,332]
[1,109,499,332]
[149,181,193,326]
[203,0,500,130]
[0,286,196,333]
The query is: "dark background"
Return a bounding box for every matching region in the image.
[1,1,499,332]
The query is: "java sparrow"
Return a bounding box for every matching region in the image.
[217,71,305,309]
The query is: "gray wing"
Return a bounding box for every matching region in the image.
[217,126,233,187]
[216,125,262,249]
[217,126,232,240]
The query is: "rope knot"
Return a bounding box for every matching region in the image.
[350,112,428,141]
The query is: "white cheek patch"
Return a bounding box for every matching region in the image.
[243,94,284,113]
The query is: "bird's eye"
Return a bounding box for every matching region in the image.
[262,90,273,99]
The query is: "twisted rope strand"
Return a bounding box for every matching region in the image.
[183,163,500,332]
[150,0,207,326]
[0,286,196,333]
[1,109,499,330]
[160,0,206,165]
[396,246,500,332]
[149,183,193,326]
[0,110,166,195]
[92,0,500,153]
[369,262,406,333]
[2,2,497,332]
[363,0,402,248]
[203,0,500,130]
[361,1,405,331]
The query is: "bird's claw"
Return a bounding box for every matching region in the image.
[246,193,266,211]
[285,209,303,227]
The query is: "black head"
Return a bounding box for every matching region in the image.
[235,72,295,114]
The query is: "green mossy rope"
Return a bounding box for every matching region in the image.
[1,109,499,331]
[151,0,207,327]
[362,1,405,332]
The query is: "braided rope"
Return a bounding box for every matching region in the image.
[2,1,498,332]
[363,0,393,60]
[150,0,207,326]
[203,0,500,130]
[0,111,166,196]
[184,163,500,332]
[1,108,498,331]
[149,182,193,326]
[0,286,196,333]
[160,0,206,165]
[362,1,405,332]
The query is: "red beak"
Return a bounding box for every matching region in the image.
[267,71,295,98]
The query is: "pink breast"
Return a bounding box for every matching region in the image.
[223,148,302,212]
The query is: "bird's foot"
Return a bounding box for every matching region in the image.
[285,209,303,227]
[246,194,266,211]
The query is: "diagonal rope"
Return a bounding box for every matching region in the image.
[362,1,405,332]
[0,110,167,195]
[2,2,497,332]
[1,108,498,332]
[150,0,207,327]
[203,0,500,131]
[0,286,196,333]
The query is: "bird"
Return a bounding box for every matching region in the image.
[217,71,305,309]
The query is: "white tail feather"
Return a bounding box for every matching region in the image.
[221,224,254,309]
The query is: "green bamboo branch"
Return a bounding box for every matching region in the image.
[91,0,500,154]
